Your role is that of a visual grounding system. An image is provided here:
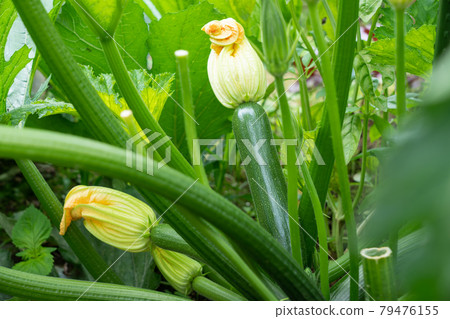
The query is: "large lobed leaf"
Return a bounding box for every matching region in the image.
[0,100,76,126]
[0,0,31,113]
[366,25,436,77]
[375,0,439,40]
[148,2,233,154]
[49,0,148,75]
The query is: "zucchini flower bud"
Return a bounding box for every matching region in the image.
[69,0,127,39]
[202,18,266,108]
[151,246,202,295]
[261,0,290,77]
[60,185,157,252]
[389,0,415,10]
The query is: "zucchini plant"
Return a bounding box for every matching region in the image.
[0,0,448,303]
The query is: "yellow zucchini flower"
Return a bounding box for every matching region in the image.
[60,185,157,252]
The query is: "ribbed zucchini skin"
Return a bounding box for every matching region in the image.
[0,266,187,301]
[232,102,291,252]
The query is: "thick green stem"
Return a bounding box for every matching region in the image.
[0,126,324,301]
[192,276,246,301]
[150,224,203,262]
[175,50,209,186]
[274,76,303,267]
[14,159,122,284]
[395,9,407,124]
[308,2,359,300]
[361,247,396,301]
[0,266,185,301]
[352,110,369,209]
[100,38,196,178]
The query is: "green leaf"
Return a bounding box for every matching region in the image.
[375,0,439,39]
[12,247,55,276]
[359,0,382,23]
[0,0,16,63]
[6,1,62,110]
[0,0,31,113]
[81,65,174,122]
[16,246,56,260]
[318,0,338,40]
[151,0,197,15]
[354,52,393,111]
[207,0,256,33]
[148,2,233,154]
[366,25,436,77]
[370,113,393,140]
[49,0,148,75]
[81,65,124,116]
[129,71,174,122]
[354,53,375,99]
[0,99,77,126]
[10,207,55,276]
[11,206,52,252]
[341,113,363,164]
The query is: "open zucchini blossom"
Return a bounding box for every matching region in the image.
[202,18,266,108]
[151,246,203,295]
[60,185,157,252]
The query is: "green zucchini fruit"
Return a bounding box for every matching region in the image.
[232,102,291,252]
